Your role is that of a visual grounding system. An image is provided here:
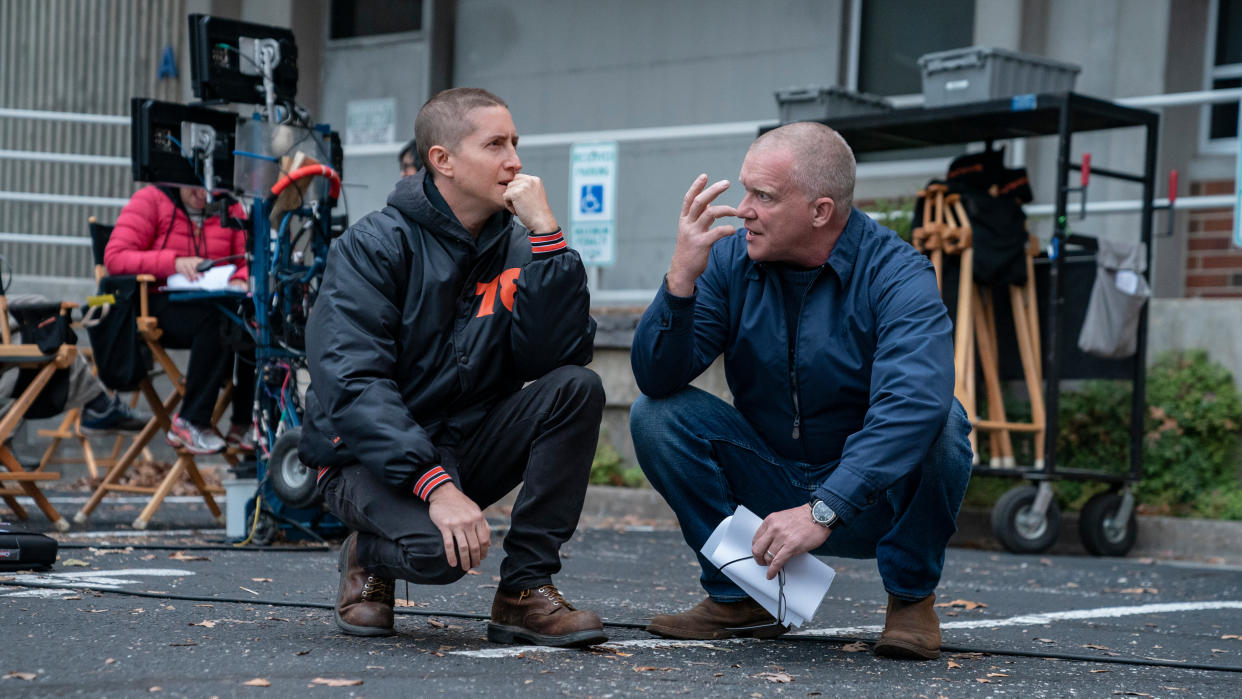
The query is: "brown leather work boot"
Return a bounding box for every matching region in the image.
[334,532,395,636]
[488,584,608,648]
[874,593,941,660]
[647,597,788,640]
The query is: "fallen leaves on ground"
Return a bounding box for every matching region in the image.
[427,618,446,628]
[633,666,680,672]
[72,461,222,497]
[752,671,793,683]
[1083,644,1112,650]
[61,559,90,567]
[987,673,1009,678]
[935,599,987,610]
[946,661,961,669]
[1034,638,1056,644]
[169,551,209,562]
[310,678,362,687]
[2,672,35,681]
[1117,587,1158,595]
[250,578,272,583]
[243,678,271,687]
[89,547,132,555]
[189,620,216,628]
[394,599,427,607]
[840,641,869,653]
[1222,634,1242,640]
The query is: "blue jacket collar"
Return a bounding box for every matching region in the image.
[825,208,865,286]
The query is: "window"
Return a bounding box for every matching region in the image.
[851,0,975,97]
[1204,0,1241,148]
[330,0,423,40]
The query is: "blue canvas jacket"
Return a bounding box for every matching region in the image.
[631,208,955,523]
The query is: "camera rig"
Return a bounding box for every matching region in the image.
[130,14,345,543]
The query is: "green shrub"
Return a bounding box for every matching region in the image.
[590,430,647,488]
[966,350,1242,518]
[867,197,915,243]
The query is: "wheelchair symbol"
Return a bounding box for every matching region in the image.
[579,184,604,215]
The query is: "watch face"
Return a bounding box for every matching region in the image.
[812,500,836,525]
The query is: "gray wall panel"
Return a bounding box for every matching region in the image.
[454,0,845,291]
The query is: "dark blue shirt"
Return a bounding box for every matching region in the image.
[631,208,955,523]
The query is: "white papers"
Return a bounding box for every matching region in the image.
[164,264,236,291]
[700,505,835,627]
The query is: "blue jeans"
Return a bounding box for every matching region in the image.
[630,387,972,602]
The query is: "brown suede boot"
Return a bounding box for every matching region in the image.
[488,584,607,648]
[334,532,395,636]
[874,593,940,660]
[647,597,788,640]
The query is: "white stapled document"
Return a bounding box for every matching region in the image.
[163,264,236,291]
[700,505,835,627]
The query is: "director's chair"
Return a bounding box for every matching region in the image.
[35,218,153,479]
[0,295,79,531]
[74,222,241,530]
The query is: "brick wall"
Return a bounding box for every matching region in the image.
[1185,179,1241,298]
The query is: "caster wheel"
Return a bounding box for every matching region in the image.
[268,428,318,509]
[991,485,1061,554]
[1078,491,1137,557]
[251,511,279,546]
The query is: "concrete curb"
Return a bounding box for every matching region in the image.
[526,485,1242,565]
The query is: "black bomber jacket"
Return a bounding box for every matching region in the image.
[299,168,595,492]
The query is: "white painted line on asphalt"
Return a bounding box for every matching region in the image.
[454,638,753,658]
[1,568,196,596]
[12,495,221,505]
[61,529,226,539]
[450,600,1242,658]
[798,600,1242,636]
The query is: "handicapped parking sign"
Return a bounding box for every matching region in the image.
[569,142,617,266]
[579,184,605,215]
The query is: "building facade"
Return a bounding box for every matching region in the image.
[1,0,1238,299]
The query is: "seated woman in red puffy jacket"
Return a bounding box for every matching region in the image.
[104,184,256,455]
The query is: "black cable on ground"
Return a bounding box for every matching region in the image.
[6,580,1242,674]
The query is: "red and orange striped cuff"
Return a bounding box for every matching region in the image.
[529,229,568,255]
[414,466,452,501]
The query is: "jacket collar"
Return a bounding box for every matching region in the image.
[825,208,864,287]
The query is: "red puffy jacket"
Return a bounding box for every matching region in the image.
[104,186,249,283]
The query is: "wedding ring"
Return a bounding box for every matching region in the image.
[764,550,774,560]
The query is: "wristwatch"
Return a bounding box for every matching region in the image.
[810,498,842,530]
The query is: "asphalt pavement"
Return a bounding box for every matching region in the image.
[4,490,1242,697]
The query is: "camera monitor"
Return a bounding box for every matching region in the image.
[130,98,239,190]
[188,13,298,104]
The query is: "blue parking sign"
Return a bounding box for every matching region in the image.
[579,184,604,215]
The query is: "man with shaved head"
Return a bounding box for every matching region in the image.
[630,122,972,660]
[303,87,606,648]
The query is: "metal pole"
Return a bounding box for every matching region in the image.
[1234,95,1242,249]
[1043,96,1075,477]
[1131,117,1159,483]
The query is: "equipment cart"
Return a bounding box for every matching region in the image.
[811,92,1160,556]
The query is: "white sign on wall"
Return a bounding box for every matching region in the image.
[345,98,396,146]
[569,141,617,266]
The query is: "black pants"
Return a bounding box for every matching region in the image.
[154,301,255,428]
[319,365,605,591]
